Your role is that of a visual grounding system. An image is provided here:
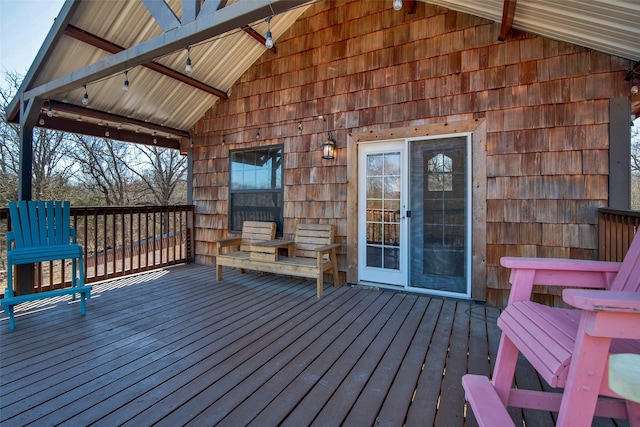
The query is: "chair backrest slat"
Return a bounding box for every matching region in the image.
[8,201,72,248]
[8,202,24,248]
[294,223,334,258]
[239,221,277,251]
[611,231,640,293]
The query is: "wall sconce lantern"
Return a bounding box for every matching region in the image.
[322,133,336,160]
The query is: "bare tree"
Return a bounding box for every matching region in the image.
[127,145,187,205]
[69,135,138,205]
[0,72,74,203]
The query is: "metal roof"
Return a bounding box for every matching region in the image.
[7,0,640,150]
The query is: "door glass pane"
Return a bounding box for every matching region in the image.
[365,152,401,270]
[410,138,467,293]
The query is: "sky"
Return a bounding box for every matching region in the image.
[0,0,65,90]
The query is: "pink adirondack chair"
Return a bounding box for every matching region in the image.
[463,232,640,427]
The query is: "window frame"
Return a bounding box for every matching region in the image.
[228,144,284,237]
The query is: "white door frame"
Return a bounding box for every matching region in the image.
[356,133,473,298]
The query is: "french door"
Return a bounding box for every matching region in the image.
[358,135,471,297]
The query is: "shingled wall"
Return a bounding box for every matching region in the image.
[191,0,633,307]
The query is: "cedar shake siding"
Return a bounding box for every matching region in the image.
[191,0,633,307]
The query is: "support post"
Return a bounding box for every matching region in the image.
[16,94,43,295]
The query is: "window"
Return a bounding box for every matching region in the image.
[229,145,284,236]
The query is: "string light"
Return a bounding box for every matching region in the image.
[82,85,89,105]
[393,0,403,10]
[265,17,274,49]
[46,100,53,117]
[185,47,193,74]
[631,78,639,95]
[122,70,129,92]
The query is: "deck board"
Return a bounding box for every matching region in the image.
[0,264,624,426]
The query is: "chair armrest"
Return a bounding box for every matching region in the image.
[215,237,242,254]
[563,290,640,339]
[500,257,622,303]
[501,257,622,273]
[563,289,640,313]
[313,243,341,255]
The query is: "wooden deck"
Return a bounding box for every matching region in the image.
[0,264,626,426]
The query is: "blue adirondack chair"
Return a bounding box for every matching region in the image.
[1,201,91,330]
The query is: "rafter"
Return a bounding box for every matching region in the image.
[242,25,277,53]
[23,0,309,103]
[199,0,229,18]
[64,24,228,99]
[498,0,517,41]
[182,0,201,23]
[406,0,417,14]
[142,0,181,32]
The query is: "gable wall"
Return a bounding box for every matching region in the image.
[191,0,633,307]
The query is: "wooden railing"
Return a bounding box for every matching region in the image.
[0,204,194,296]
[598,208,640,262]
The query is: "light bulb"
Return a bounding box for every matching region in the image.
[82,85,89,105]
[185,47,192,74]
[39,116,45,126]
[393,0,403,10]
[122,72,129,91]
[265,30,273,49]
[46,104,53,117]
[631,79,639,95]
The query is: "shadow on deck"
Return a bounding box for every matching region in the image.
[1,264,620,426]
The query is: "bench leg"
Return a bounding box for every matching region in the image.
[330,250,339,288]
[317,276,323,298]
[216,264,223,281]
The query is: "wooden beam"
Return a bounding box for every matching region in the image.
[24,0,309,102]
[142,0,181,32]
[45,100,190,139]
[38,116,182,150]
[498,0,517,41]
[64,25,228,99]
[242,25,277,53]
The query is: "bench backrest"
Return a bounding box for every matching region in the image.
[8,201,72,249]
[239,221,277,251]
[293,223,334,258]
[611,231,640,293]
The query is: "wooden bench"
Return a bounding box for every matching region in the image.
[216,223,341,298]
[462,231,640,426]
[1,201,91,330]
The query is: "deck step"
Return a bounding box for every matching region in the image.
[462,374,515,427]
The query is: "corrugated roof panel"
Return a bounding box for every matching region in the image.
[15,0,638,145]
